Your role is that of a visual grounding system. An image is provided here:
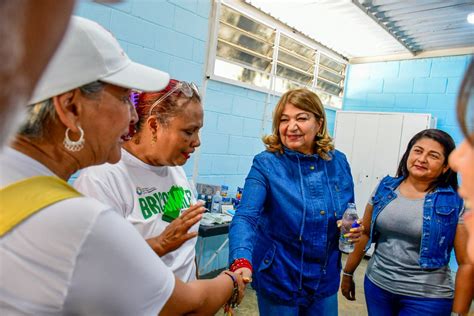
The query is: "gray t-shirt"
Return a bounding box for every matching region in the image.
[366,188,458,298]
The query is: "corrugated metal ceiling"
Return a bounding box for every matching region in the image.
[357,0,474,53]
[246,0,474,61]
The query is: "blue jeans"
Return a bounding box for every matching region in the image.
[257,292,338,316]
[364,276,453,316]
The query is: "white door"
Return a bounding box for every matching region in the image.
[334,112,433,215]
[334,111,434,256]
[336,113,379,216]
[333,112,357,163]
[370,113,404,196]
[398,114,432,162]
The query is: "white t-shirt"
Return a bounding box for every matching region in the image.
[0,148,175,315]
[74,148,198,282]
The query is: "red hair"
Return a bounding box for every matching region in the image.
[130,79,201,136]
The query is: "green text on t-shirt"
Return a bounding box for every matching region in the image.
[138,185,192,220]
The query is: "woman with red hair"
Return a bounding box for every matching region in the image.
[75,79,204,282]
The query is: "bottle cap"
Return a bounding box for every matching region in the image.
[351,221,360,228]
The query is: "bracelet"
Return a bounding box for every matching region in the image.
[223,271,239,308]
[342,271,353,277]
[229,258,253,273]
[223,271,237,285]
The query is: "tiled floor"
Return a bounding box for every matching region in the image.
[215,254,367,316]
[214,254,474,316]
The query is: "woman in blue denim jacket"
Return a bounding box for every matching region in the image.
[342,129,473,315]
[229,89,359,316]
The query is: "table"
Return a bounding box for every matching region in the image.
[197,223,230,277]
[198,223,229,237]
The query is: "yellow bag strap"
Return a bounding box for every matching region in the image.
[0,176,82,237]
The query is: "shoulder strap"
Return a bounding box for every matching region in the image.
[0,176,82,237]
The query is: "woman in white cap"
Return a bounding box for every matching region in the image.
[0,16,244,315]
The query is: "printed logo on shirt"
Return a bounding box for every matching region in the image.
[136,186,157,195]
[138,185,192,220]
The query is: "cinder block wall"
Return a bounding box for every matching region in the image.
[76,0,470,274]
[343,55,472,144]
[76,0,337,190]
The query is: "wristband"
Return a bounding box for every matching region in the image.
[229,258,253,273]
[342,271,353,277]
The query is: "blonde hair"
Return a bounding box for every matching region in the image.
[263,88,334,160]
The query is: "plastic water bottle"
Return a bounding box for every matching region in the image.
[339,203,360,253]
[211,191,222,213]
[205,195,213,211]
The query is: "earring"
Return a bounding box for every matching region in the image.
[63,127,85,152]
[134,135,141,145]
[317,128,324,137]
[151,133,157,144]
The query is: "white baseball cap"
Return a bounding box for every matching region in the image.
[29,16,170,105]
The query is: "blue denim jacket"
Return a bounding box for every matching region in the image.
[365,176,463,269]
[229,148,354,305]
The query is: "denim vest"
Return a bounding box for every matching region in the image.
[365,176,463,269]
[229,148,354,305]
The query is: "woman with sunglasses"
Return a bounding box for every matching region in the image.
[74,79,204,282]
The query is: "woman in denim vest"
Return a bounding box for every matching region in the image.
[450,61,474,265]
[341,129,473,315]
[229,88,360,315]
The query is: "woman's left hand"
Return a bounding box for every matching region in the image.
[347,220,365,243]
[147,202,205,256]
[337,220,365,243]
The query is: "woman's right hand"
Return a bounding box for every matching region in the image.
[235,267,253,285]
[340,274,356,301]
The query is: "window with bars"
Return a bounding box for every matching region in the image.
[214,5,274,90]
[211,4,347,109]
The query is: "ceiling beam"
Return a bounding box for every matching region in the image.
[349,46,474,64]
[351,0,415,55]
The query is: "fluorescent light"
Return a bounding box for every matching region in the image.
[468,12,474,24]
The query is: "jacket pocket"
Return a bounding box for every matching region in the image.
[434,206,457,225]
[427,206,458,264]
[258,243,276,272]
[255,242,297,300]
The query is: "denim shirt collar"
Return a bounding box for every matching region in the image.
[283,146,333,160]
[431,185,457,194]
